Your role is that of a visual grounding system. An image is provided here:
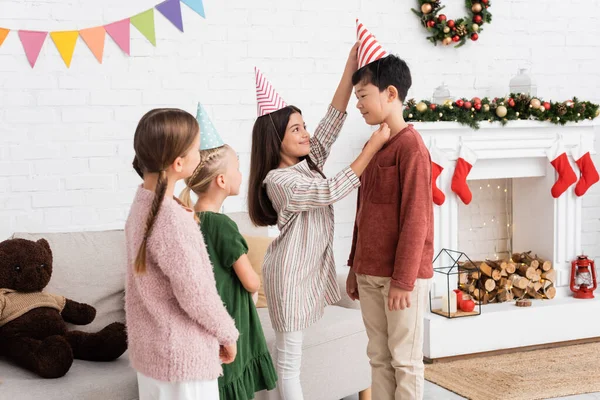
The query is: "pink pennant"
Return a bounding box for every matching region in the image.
[104,19,130,55]
[18,30,48,68]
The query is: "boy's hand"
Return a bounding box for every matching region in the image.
[388,286,412,311]
[367,123,391,152]
[220,342,237,364]
[346,269,359,301]
[346,41,360,74]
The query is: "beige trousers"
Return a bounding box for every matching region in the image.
[356,274,430,400]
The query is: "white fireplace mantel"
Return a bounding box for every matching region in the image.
[413,120,597,288]
[412,120,600,360]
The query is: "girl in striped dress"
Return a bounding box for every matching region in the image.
[247,43,390,400]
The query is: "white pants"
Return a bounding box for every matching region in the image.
[137,372,219,400]
[275,330,304,400]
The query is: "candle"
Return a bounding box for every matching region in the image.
[442,291,457,314]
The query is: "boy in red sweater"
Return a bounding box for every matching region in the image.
[346,20,434,400]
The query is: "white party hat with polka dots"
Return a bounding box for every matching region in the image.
[196,102,225,150]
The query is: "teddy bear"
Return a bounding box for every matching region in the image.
[0,238,127,379]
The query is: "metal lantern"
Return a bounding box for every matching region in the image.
[430,249,482,319]
[570,255,597,299]
[509,68,537,96]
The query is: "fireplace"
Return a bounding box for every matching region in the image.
[414,120,600,360]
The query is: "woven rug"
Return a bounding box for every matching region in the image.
[425,342,600,400]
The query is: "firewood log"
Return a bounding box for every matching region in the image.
[484,279,496,292]
[541,269,557,283]
[543,285,556,299]
[509,274,529,289]
[496,288,514,302]
[505,262,516,274]
[492,269,502,281]
[479,262,493,278]
[512,287,526,299]
[470,271,481,280]
[517,264,537,280]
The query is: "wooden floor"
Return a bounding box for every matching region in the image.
[343,383,600,400]
[424,336,600,364]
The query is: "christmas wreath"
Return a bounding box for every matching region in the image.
[412,0,492,47]
[404,95,600,129]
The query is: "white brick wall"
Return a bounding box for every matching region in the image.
[458,179,513,262]
[1,0,599,266]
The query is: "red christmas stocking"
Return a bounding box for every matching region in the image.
[430,145,448,205]
[546,140,577,198]
[573,145,599,196]
[451,145,477,205]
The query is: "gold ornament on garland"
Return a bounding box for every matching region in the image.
[530,98,541,109]
[411,0,492,47]
[416,102,428,112]
[496,105,507,117]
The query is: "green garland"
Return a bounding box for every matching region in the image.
[411,0,492,47]
[403,94,600,130]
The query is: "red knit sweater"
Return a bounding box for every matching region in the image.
[348,124,434,291]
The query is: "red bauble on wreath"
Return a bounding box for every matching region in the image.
[412,0,493,48]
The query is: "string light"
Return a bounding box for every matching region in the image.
[459,178,513,261]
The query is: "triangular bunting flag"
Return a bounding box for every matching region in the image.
[80,26,105,63]
[50,31,79,67]
[356,19,388,69]
[181,0,206,18]
[156,0,184,32]
[105,19,130,55]
[131,9,156,46]
[196,103,225,150]
[18,30,48,68]
[255,67,287,117]
[0,28,9,47]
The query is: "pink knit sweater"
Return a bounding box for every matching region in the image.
[125,186,239,382]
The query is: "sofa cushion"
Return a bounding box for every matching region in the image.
[11,230,126,332]
[256,306,371,400]
[0,353,136,400]
[242,234,273,308]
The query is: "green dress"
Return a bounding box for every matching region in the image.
[197,212,277,400]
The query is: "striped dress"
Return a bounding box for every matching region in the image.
[263,105,361,332]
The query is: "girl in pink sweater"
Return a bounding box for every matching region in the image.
[125,108,239,400]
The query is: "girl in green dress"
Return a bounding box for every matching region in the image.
[180,103,277,400]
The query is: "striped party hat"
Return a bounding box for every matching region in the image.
[356,19,388,69]
[255,67,287,117]
[196,102,225,150]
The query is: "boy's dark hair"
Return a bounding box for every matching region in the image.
[351,54,412,103]
[248,105,325,227]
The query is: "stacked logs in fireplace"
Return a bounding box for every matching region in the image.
[458,251,556,304]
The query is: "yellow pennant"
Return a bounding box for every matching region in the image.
[50,31,79,67]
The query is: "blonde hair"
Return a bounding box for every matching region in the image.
[180,144,231,208]
[132,108,199,274]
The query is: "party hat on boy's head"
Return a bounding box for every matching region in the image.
[255,67,287,117]
[196,102,225,150]
[356,19,388,69]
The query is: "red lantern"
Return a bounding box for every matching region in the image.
[570,255,597,299]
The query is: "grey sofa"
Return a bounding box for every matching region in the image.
[0,227,370,400]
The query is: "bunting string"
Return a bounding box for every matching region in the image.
[0,0,205,68]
